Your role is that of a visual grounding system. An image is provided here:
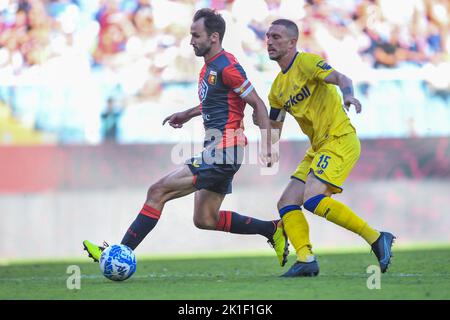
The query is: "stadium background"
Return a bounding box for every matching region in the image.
[0,0,449,260]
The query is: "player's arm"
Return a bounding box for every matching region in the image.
[243,90,278,166]
[323,70,362,113]
[222,63,277,166]
[252,111,284,144]
[245,90,271,132]
[162,105,201,128]
[270,120,283,144]
[267,105,285,144]
[265,78,285,144]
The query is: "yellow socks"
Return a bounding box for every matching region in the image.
[279,205,314,262]
[279,194,380,262]
[304,195,380,245]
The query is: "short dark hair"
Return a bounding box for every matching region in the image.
[193,8,226,43]
[271,19,299,39]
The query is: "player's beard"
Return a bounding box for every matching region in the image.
[268,50,281,61]
[268,47,287,61]
[193,42,212,57]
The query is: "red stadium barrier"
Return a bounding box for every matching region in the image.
[0,137,449,193]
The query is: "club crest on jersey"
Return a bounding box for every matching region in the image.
[316,60,332,70]
[208,70,217,85]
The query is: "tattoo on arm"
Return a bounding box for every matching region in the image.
[342,87,353,96]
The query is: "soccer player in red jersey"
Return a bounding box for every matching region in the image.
[83,9,289,267]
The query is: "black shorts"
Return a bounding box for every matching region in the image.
[186,146,244,194]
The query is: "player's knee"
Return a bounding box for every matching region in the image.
[303,188,332,205]
[277,196,302,210]
[146,182,166,203]
[277,198,287,211]
[302,192,313,205]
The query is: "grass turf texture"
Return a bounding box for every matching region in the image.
[1,246,449,300]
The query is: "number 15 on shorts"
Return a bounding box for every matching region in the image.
[317,155,331,169]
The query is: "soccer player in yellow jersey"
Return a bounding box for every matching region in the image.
[264,19,396,277]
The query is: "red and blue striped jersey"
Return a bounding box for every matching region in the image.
[198,50,253,149]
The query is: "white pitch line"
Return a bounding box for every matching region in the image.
[1,272,448,283]
[0,272,233,282]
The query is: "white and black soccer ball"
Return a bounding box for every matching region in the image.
[99,244,137,281]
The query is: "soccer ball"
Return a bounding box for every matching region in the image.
[99,244,137,281]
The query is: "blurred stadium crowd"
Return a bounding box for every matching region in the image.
[0,0,449,144]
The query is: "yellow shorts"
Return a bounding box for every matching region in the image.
[291,132,361,194]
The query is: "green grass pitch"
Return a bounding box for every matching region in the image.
[1,245,449,300]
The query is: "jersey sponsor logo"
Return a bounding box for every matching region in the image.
[282,85,311,111]
[199,79,208,102]
[316,60,332,70]
[208,70,217,85]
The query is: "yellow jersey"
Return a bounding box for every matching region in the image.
[268,52,356,150]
